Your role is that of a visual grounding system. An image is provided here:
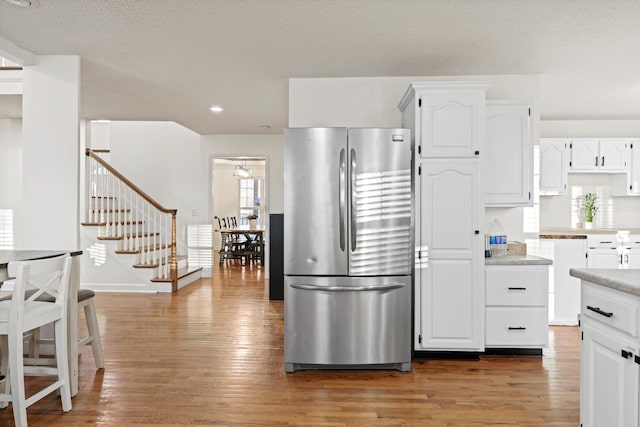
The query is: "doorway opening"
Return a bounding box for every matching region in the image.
[211,157,267,267]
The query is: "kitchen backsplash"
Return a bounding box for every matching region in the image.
[540,173,640,229]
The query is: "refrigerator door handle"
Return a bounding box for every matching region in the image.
[339,148,346,252]
[290,283,405,292]
[350,148,357,252]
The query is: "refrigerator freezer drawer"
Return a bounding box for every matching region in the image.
[284,275,411,372]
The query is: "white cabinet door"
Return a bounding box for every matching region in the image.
[587,248,620,268]
[631,141,640,194]
[550,238,586,325]
[402,84,486,158]
[600,139,628,171]
[484,102,532,206]
[571,139,600,170]
[581,320,640,427]
[416,159,483,351]
[613,140,640,196]
[539,139,569,194]
[628,250,640,268]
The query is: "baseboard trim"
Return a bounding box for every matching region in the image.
[81,282,157,293]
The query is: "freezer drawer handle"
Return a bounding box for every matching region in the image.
[586,305,613,318]
[290,283,405,292]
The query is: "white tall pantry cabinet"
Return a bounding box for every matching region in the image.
[398,82,487,352]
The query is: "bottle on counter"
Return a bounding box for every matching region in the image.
[484,233,492,257]
[489,219,507,257]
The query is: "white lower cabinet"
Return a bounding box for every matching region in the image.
[580,282,640,427]
[485,265,549,348]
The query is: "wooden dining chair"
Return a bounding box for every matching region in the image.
[0,254,73,427]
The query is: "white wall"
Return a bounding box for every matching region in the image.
[107,121,205,252]
[539,119,640,229]
[289,75,541,242]
[0,119,22,247]
[20,55,80,250]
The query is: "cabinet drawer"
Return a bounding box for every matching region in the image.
[485,268,547,306]
[582,283,638,337]
[485,308,548,347]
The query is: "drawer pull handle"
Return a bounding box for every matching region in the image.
[587,305,613,318]
[621,350,633,359]
[508,287,527,290]
[508,327,526,330]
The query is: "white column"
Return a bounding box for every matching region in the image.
[18,55,80,250]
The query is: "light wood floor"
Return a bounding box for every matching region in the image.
[0,261,580,426]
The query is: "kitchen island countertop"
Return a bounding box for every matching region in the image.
[569,268,640,297]
[485,254,552,266]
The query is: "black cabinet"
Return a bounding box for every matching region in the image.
[269,214,284,300]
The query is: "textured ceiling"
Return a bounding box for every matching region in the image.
[0,0,639,135]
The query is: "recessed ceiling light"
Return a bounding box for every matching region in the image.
[5,0,32,7]
[260,125,271,129]
[209,105,224,113]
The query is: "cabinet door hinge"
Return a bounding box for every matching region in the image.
[418,98,422,108]
[417,250,421,260]
[418,165,422,175]
[529,191,531,200]
[569,161,572,167]
[585,252,588,258]
[635,355,640,365]
[581,331,583,341]
[621,349,633,359]
[418,335,422,344]
[570,143,572,149]
[418,145,421,155]
[631,143,634,149]
[631,185,634,191]
[528,108,531,116]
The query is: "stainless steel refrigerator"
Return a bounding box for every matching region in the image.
[284,127,413,372]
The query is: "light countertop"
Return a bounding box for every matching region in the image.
[540,227,640,239]
[569,268,640,297]
[485,254,553,266]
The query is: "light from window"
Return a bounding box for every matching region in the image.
[0,209,14,249]
[523,145,540,233]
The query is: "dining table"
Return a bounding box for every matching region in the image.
[0,249,83,397]
[215,226,265,265]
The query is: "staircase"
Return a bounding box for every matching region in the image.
[82,149,202,292]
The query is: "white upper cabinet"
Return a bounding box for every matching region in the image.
[484,101,532,206]
[539,139,569,194]
[398,82,488,158]
[570,138,628,172]
[612,140,640,196]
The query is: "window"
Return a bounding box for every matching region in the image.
[239,178,262,224]
[0,209,14,249]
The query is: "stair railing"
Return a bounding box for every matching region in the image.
[85,149,178,281]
